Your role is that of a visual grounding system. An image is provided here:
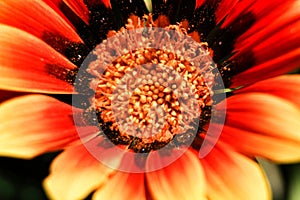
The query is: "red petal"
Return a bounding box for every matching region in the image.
[44,145,115,200]
[215,0,239,24]
[0,95,79,159]
[42,0,71,22]
[100,0,112,8]
[42,0,80,30]
[236,1,300,48]
[0,0,82,43]
[85,0,111,8]
[62,0,90,24]
[93,172,145,200]
[236,75,300,107]
[231,47,300,87]
[201,144,270,199]
[195,0,205,8]
[0,25,77,93]
[222,93,300,162]
[222,0,294,28]
[146,149,206,200]
[233,20,300,65]
[228,0,300,86]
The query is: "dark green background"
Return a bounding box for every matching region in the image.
[0,153,299,200]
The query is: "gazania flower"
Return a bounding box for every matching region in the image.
[0,0,300,199]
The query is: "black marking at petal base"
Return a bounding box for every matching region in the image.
[42,32,72,55]
[95,109,203,154]
[87,3,119,40]
[212,73,228,101]
[189,105,211,151]
[110,0,149,27]
[198,105,212,128]
[172,0,196,23]
[210,13,256,87]
[191,134,205,151]
[188,3,217,39]
[58,1,101,48]
[188,2,257,87]
[64,43,91,67]
[152,0,196,24]
[96,110,132,146]
[173,131,195,148]
[193,5,256,87]
[83,107,100,125]
[172,117,202,148]
[97,135,115,149]
[134,152,149,169]
[45,64,78,85]
[129,138,153,153]
[74,70,95,95]
[229,49,256,75]
[42,32,91,68]
[152,0,175,21]
[74,49,97,96]
[210,12,256,64]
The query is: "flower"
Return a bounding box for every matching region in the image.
[0,0,300,199]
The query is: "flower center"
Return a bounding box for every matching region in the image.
[73,13,221,158]
[73,14,227,172]
[91,47,211,153]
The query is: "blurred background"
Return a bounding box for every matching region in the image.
[0,153,299,200]
[0,153,57,200]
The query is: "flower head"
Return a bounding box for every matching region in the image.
[0,0,299,199]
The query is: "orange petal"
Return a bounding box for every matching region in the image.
[82,136,126,171]
[146,149,206,200]
[200,143,270,200]
[93,172,145,200]
[44,144,115,200]
[236,75,300,107]
[224,93,300,141]
[0,0,82,43]
[0,24,77,93]
[222,93,300,162]
[0,95,79,158]
[221,125,300,163]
